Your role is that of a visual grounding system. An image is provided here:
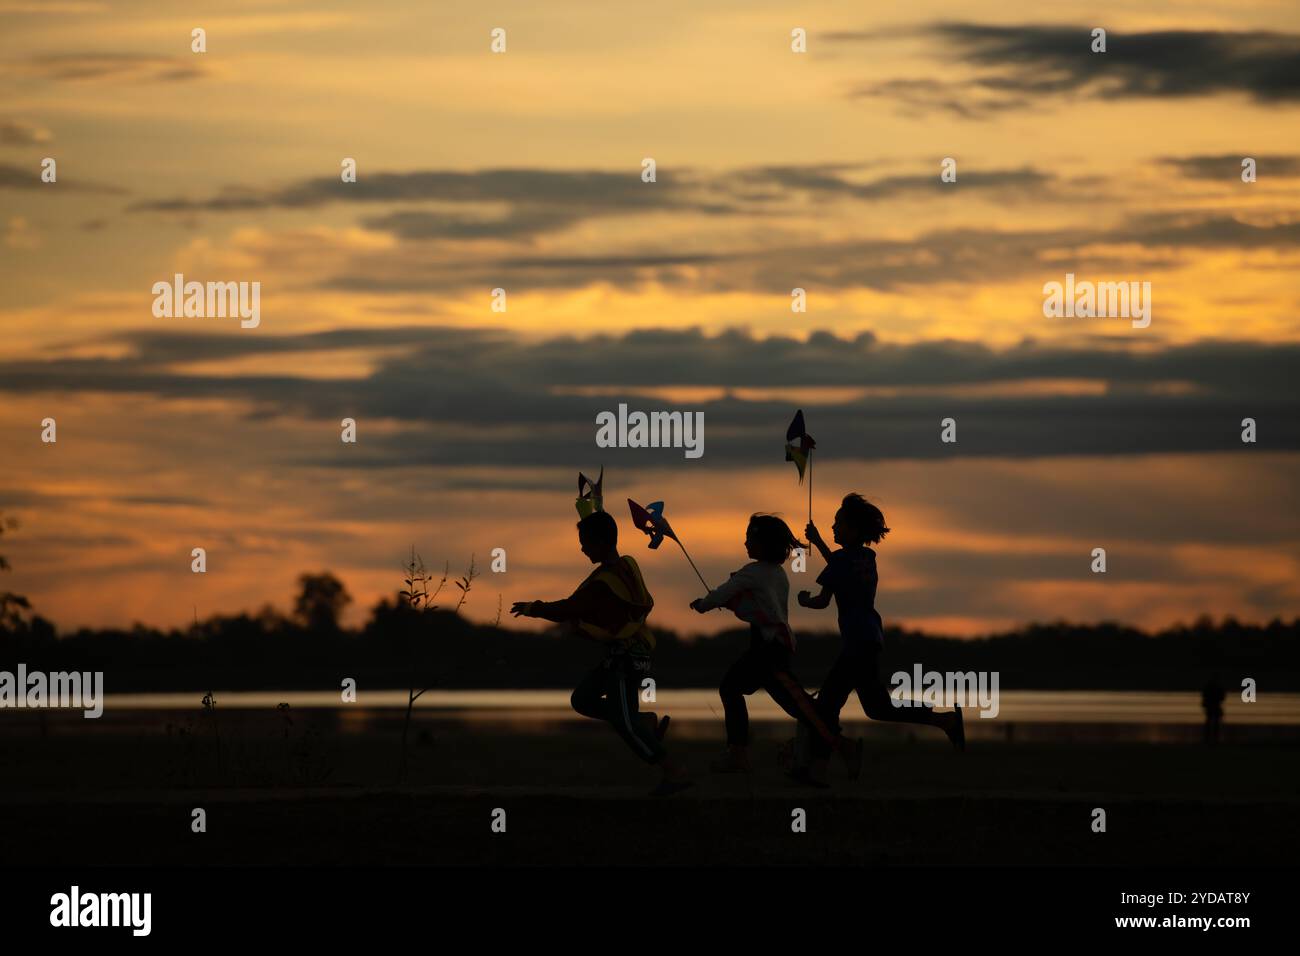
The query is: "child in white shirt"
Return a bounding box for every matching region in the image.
[691,514,861,777]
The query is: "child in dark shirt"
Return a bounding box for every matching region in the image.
[797,494,964,785]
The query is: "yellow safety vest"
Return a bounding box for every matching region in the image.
[575,556,656,654]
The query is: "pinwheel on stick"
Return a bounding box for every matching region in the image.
[627,497,710,592]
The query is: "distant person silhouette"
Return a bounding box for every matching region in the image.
[796,494,964,786]
[1201,676,1226,745]
[512,510,692,796]
[691,513,862,779]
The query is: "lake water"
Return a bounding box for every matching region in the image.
[94,689,1300,725]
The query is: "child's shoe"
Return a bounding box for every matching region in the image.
[945,704,966,752]
[839,736,864,781]
[709,745,751,773]
[639,712,670,741]
[655,715,671,741]
[777,737,797,771]
[650,761,693,797]
[787,757,830,788]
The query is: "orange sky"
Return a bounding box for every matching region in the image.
[2,0,1299,636]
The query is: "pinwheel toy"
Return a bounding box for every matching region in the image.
[575,467,604,518]
[627,497,709,591]
[785,409,817,521]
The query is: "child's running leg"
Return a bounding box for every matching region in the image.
[763,659,840,751]
[806,650,860,761]
[855,647,964,750]
[855,643,941,726]
[713,649,766,772]
[761,644,863,780]
[719,649,766,747]
[570,663,609,721]
[857,679,943,725]
[606,659,665,765]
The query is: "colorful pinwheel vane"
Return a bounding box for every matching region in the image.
[575,468,604,518]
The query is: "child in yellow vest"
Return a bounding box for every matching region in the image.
[513,511,692,796]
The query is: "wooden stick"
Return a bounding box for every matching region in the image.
[675,538,710,592]
[807,447,814,522]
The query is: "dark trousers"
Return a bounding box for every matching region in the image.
[1203,712,1223,745]
[810,643,943,757]
[719,632,839,748]
[571,654,664,765]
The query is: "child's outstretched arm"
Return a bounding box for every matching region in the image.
[805,522,834,563]
[513,584,624,641]
[511,598,567,621]
[511,583,593,622]
[797,584,832,610]
[689,566,753,613]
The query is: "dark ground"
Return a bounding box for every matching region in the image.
[2,711,1296,865]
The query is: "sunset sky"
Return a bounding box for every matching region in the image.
[2,0,1298,637]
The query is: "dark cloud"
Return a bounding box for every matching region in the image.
[121,162,1298,296]
[128,163,1073,240]
[105,326,446,364]
[358,207,583,241]
[837,24,1300,116]
[1135,215,1300,249]
[0,163,38,189]
[1160,154,1300,180]
[15,53,209,83]
[313,214,1294,294]
[2,328,1294,469]
[0,487,206,509]
[848,77,1033,120]
[940,24,1300,101]
[324,250,726,293]
[0,119,52,146]
[755,165,1055,199]
[0,161,128,193]
[129,168,740,218]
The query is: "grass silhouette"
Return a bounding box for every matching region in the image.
[396,548,478,780]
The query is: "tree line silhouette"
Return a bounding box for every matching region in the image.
[1,567,1295,692]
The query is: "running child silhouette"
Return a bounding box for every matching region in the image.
[691,513,862,777]
[797,494,964,786]
[512,510,692,796]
